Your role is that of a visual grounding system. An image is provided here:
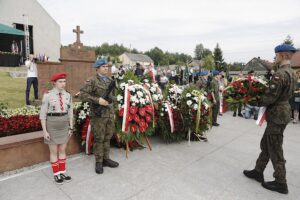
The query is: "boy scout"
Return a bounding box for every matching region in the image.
[40,72,73,185]
[80,59,119,174]
[244,44,297,194]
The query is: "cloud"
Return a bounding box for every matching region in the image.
[38,0,300,62]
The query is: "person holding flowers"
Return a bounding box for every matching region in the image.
[243,44,298,194]
[80,59,119,174]
[39,72,73,185]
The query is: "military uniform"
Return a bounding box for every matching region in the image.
[196,77,208,90]
[254,64,297,184]
[209,74,220,125]
[40,88,73,144]
[80,75,115,163]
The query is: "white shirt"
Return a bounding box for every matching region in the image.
[25,60,38,78]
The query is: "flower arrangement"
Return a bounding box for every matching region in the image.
[223,76,267,110]
[116,80,155,157]
[181,85,211,141]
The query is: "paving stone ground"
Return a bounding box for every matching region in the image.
[0,111,299,200]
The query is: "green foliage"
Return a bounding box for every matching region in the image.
[213,43,225,71]
[194,43,212,60]
[95,43,131,57]
[202,55,215,70]
[283,35,294,46]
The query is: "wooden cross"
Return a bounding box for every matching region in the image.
[73,25,83,44]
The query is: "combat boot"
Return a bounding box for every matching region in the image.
[243,169,264,183]
[95,162,103,174]
[262,181,288,194]
[103,159,119,168]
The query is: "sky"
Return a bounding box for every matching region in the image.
[38,0,300,63]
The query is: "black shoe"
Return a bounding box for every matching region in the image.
[243,169,264,183]
[54,175,64,185]
[233,112,237,117]
[60,173,72,182]
[238,113,243,117]
[212,123,220,126]
[262,181,288,194]
[95,162,103,174]
[103,159,119,168]
[199,136,208,142]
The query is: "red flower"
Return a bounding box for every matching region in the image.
[119,108,124,117]
[133,114,140,123]
[129,106,138,114]
[145,114,152,123]
[139,119,146,129]
[127,114,134,122]
[139,107,146,116]
[139,126,146,133]
[130,124,137,133]
[145,105,154,114]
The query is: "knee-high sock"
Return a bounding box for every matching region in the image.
[51,161,60,176]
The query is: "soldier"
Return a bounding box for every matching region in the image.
[243,44,297,194]
[209,70,221,126]
[40,72,73,185]
[195,70,209,91]
[80,59,119,174]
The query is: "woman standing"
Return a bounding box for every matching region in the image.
[40,73,73,184]
[292,71,300,123]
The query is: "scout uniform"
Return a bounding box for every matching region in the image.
[40,72,73,184]
[79,59,119,174]
[244,44,297,194]
[209,70,220,126]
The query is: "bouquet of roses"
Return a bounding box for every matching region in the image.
[223,76,267,110]
[116,80,155,157]
[181,85,211,141]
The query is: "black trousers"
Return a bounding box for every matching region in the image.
[212,100,220,124]
[26,77,38,105]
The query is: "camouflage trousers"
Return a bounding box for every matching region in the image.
[255,121,287,183]
[91,117,114,163]
[212,100,220,124]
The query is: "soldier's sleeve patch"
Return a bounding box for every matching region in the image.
[85,79,90,83]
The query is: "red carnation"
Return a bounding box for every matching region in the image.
[127,114,134,122]
[145,105,154,114]
[139,107,146,116]
[129,106,138,114]
[130,124,137,133]
[133,114,140,123]
[145,114,152,123]
[139,126,146,133]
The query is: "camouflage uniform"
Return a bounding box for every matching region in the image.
[79,75,115,163]
[255,64,297,184]
[196,77,208,91]
[209,78,220,124]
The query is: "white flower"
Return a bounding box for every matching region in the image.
[132,103,136,106]
[193,97,199,102]
[130,95,137,102]
[186,100,192,106]
[186,93,191,97]
[78,110,86,120]
[152,94,158,101]
[83,102,89,110]
[129,86,136,92]
[193,104,198,110]
[117,94,123,101]
[137,91,144,98]
[160,113,164,116]
[150,87,156,93]
[120,83,126,90]
[143,79,149,83]
[140,98,146,105]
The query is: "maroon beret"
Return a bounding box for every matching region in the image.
[50,72,67,81]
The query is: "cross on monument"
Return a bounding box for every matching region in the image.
[73,25,83,44]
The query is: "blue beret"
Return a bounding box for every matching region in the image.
[274,44,297,53]
[212,70,220,76]
[200,70,209,76]
[93,59,108,68]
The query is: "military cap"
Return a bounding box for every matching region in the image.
[200,70,209,76]
[274,44,297,53]
[50,72,67,81]
[93,59,108,68]
[212,70,220,76]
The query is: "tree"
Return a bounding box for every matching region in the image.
[213,43,224,71]
[145,47,165,65]
[194,43,212,60]
[283,35,294,46]
[202,55,215,71]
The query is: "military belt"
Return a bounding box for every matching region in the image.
[47,113,68,116]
